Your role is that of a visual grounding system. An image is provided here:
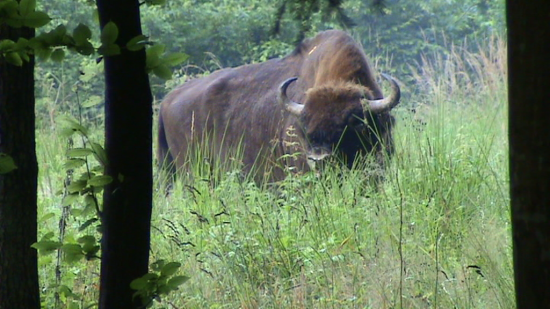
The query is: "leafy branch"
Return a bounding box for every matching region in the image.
[1,0,188,79]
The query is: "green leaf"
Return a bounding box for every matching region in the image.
[99,43,120,56]
[40,232,55,241]
[0,153,17,174]
[147,43,165,56]
[5,16,23,28]
[22,11,51,28]
[145,44,165,68]
[127,34,148,51]
[50,49,65,62]
[78,235,96,245]
[145,56,159,71]
[62,193,80,206]
[130,278,148,290]
[150,260,165,271]
[161,262,181,277]
[82,195,98,215]
[67,148,94,158]
[83,245,100,260]
[161,53,189,66]
[5,52,23,66]
[0,39,16,51]
[67,180,87,193]
[39,212,56,222]
[75,41,94,56]
[101,21,118,45]
[14,37,29,50]
[61,244,85,263]
[92,9,99,24]
[145,0,167,5]
[63,158,86,170]
[81,95,102,108]
[19,50,29,62]
[32,240,62,254]
[167,276,190,289]
[90,142,108,166]
[34,47,52,60]
[146,44,164,64]
[57,115,88,136]
[0,1,18,16]
[153,64,172,80]
[78,172,94,181]
[58,285,80,299]
[87,175,112,187]
[78,217,99,232]
[73,23,92,45]
[18,0,35,16]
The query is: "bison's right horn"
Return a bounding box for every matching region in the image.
[278,77,304,116]
[363,73,401,114]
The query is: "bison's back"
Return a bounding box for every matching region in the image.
[157,58,301,178]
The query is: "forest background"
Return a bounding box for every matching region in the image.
[36,0,505,125]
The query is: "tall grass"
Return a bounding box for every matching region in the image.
[36,36,511,308]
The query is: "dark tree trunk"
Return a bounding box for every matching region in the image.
[95,0,153,308]
[0,24,40,309]
[507,1,550,308]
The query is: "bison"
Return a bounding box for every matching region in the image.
[157,30,400,183]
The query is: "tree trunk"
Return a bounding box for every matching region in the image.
[0,24,40,309]
[507,1,550,308]
[95,1,153,308]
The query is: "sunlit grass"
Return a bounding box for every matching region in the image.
[36,36,512,308]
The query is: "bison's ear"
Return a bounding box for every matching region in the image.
[361,73,401,114]
[278,77,304,116]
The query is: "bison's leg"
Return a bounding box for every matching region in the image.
[157,112,177,194]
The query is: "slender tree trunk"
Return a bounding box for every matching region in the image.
[507,1,550,307]
[0,24,40,309]
[95,1,153,308]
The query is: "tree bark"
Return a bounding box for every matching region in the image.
[507,1,550,308]
[0,24,40,309]
[95,1,153,308]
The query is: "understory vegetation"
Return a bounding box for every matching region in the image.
[36,33,511,308]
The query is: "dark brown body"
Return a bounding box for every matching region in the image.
[158,30,400,182]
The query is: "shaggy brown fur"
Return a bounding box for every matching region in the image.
[158,30,399,183]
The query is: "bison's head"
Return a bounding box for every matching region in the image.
[278,75,400,169]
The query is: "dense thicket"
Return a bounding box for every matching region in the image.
[35,0,504,125]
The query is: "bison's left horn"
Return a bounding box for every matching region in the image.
[278,77,304,116]
[363,73,401,114]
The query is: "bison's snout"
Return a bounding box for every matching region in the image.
[307,147,332,169]
[307,147,331,161]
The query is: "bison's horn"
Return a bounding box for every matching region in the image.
[362,73,401,114]
[278,77,304,116]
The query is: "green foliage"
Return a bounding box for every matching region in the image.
[35,92,190,308]
[146,43,189,79]
[126,34,147,51]
[0,153,17,174]
[143,0,167,5]
[344,0,505,88]
[0,0,51,28]
[2,3,184,84]
[273,0,355,42]
[130,260,190,307]
[31,232,62,254]
[98,21,119,56]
